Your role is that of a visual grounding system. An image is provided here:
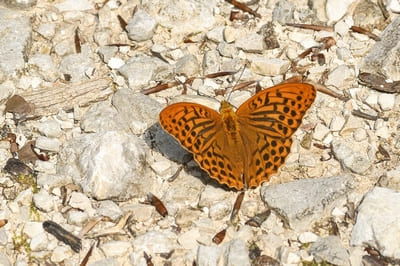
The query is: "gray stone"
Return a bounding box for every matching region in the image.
[80,101,127,133]
[33,190,55,212]
[28,54,58,82]
[0,252,11,266]
[35,136,60,152]
[310,236,350,265]
[175,54,200,77]
[331,139,371,174]
[224,239,251,266]
[87,258,119,266]
[351,187,400,259]
[99,240,131,257]
[55,0,93,11]
[0,8,31,74]
[272,0,295,24]
[261,175,354,231]
[68,192,95,217]
[235,33,265,53]
[36,173,72,189]
[133,231,177,254]
[196,245,223,266]
[126,9,157,42]
[361,16,400,80]
[378,166,400,191]
[38,120,62,138]
[144,0,216,35]
[202,49,221,74]
[58,46,95,82]
[250,58,290,76]
[325,65,354,89]
[66,210,89,226]
[37,23,56,40]
[112,89,163,135]
[118,54,172,89]
[58,131,154,200]
[95,200,123,222]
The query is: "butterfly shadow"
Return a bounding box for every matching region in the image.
[144,122,232,190]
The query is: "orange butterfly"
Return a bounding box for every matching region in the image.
[159,83,316,190]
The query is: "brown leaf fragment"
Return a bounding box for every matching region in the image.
[225,0,261,18]
[5,95,34,116]
[148,193,168,217]
[0,219,7,228]
[144,251,154,266]
[286,23,334,32]
[230,191,244,224]
[212,229,226,244]
[80,241,96,266]
[351,26,381,41]
[43,220,82,253]
[17,141,38,163]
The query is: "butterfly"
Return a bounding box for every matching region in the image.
[159,83,316,190]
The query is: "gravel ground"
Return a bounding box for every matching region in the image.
[0,0,400,265]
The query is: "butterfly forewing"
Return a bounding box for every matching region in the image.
[237,83,316,188]
[159,102,245,189]
[237,83,316,139]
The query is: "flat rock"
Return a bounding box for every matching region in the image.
[0,8,31,74]
[310,236,350,265]
[351,187,400,259]
[261,175,354,231]
[58,131,155,200]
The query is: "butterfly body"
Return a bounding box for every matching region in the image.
[159,83,316,190]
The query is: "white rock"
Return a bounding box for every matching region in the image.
[30,233,49,252]
[352,128,367,142]
[38,120,62,138]
[55,0,93,11]
[67,210,89,226]
[128,204,154,222]
[133,231,177,253]
[351,187,400,259]
[68,192,95,217]
[250,58,290,76]
[95,200,123,222]
[378,93,395,111]
[35,136,60,152]
[299,153,316,167]
[177,228,200,249]
[33,190,55,212]
[58,131,154,201]
[334,20,351,36]
[126,9,157,42]
[206,26,224,43]
[209,200,231,220]
[150,160,171,177]
[197,245,223,265]
[51,246,73,263]
[100,240,131,257]
[331,139,371,174]
[330,115,346,132]
[35,160,57,174]
[313,123,330,141]
[15,189,33,206]
[37,23,56,40]
[326,65,354,89]
[107,57,125,69]
[235,33,265,53]
[365,93,378,106]
[224,239,251,266]
[198,185,231,208]
[24,222,44,238]
[298,232,319,243]
[326,0,356,24]
[175,54,200,77]
[387,0,400,12]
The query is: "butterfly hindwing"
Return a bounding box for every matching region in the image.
[159,102,245,189]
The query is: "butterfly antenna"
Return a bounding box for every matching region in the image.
[226,63,249,102]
